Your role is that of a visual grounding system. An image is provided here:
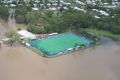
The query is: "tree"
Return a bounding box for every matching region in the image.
[27,24,45,34]
[16,15,25,23]
[15,5,28,23]
[5,31,21,46]
[0,5,9,21]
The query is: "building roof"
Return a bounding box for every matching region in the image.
[48,33,58,36]
[32,7,39,10]
[17,30,37,39]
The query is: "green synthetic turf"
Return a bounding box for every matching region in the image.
[29,33,90,55]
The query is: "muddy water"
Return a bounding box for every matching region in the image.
[8,8,17,31]
[0,19,27,40]
[0,19,8,39]
[0,8,27,39]
[0,18,120,80]
[0,37,120,80]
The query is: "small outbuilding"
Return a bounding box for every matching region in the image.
[17,30,37,40]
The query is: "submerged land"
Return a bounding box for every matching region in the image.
[0,0,120,80]
[0,19,120,80]
[0,37,120,80]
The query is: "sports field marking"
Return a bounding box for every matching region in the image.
[29,33,91,56]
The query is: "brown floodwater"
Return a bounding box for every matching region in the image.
[0,19,8,39]
[0,19,120,80]
[0,19,27,39]
[0,37,120,80]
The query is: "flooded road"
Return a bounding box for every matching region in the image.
[8,8,17,31]
[0,8,16,40]
[0,37,120,80]
[0,8,27,40]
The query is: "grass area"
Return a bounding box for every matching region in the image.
[86,28,120,41]
[29,33,91,56]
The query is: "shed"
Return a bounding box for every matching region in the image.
[17,30,37,39]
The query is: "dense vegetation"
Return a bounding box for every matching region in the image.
[5,31,21,46]
[0,1,119,37]
[15,5,32,23]
[85,28,120,40]
[26,9,93,33]
[21,7,119,34]
[0,5,9,21]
